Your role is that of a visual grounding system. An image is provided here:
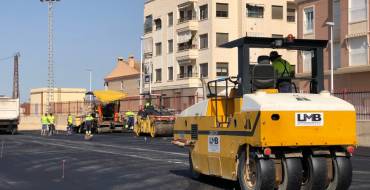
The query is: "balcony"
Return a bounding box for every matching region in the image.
[177,72,199,79]
[177,16,198,31]
[178,0,198,5]
[176,44,198,61]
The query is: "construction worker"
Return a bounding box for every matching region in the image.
[47,113,55,136]
[125,111,135,130]
[270,51,293,93]
[85,113,94,136]
[144,101,151,109]
[41,113,49,136]
[67,114,73,135]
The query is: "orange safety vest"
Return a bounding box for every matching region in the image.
[114,112,119,122]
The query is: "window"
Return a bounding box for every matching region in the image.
[349,0,367,23]
[168,40,173,53]
[168,67,173,81]
[168,12,173,26]
[199,34,208,49]
[155,42,162,56]
[200,63,208,78]
[247,4,264,18]
[272,5,283,19]
[179,66,185,78]
[287,3,296,22]
[302,51,312,73]
[200,4,208,20]
[144,15,153,33]
[120,81,124,90]
[349,36,368,66]
[304,7,314,34]
[272,34,284,38]
[216,33,229,47]
[155,69,162,82]
[187,65,193,77]
[216,3,228,17]
[216,62,229,77]
[154,18,162,30]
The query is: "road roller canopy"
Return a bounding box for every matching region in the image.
[220,36,328,96]
[90,90,127,103]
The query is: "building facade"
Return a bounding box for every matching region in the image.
[143,0,297,98]
[104,56,140,96]
[29,88,87,115]
[296,0,370,91]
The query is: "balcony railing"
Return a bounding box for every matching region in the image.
[178,44,197,52]
[178,72,199,79]
[178,15,197,24]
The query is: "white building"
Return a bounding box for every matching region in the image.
[143,0,297,100]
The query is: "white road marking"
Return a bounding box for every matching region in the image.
[353,170,370,175]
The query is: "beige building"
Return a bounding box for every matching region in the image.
[104,56,140,96]
[143,0,297,98]
[30,88,87,115]
[296,0,370,91]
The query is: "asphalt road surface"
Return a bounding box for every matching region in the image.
[0,132,369,190]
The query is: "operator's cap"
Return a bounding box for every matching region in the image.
[269,51,281,60]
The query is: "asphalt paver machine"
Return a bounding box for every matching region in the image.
[75,90,127,134]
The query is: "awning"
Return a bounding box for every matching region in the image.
[92,90,127,103]
[345,32,368,39]
[144,37,153,54]
[178,31,192,44]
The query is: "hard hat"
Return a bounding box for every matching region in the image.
[269,51,281,60]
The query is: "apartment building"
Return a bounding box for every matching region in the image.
[104,56,140,96]
[143,0,297,100]
[296,0,370,91]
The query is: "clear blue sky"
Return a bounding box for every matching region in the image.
[0,0,145,102]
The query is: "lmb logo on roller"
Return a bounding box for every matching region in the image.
[295,112,324,126]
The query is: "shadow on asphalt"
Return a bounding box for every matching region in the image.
[170,169,240,190]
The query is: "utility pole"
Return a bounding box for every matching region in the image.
[41,0,60,112]
[12,53,20,99]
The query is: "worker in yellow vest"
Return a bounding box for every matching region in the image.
[85,113,94,136]
[125,111,135,130]
[47,113,55,136]
[41,113,49,136]
[67,114,73,135]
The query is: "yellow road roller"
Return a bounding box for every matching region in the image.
[172,36,356,190]
[134,93,175,137]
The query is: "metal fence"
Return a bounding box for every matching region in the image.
[334,90,370,121]
[21,91,370,120]
[21,95,205,116]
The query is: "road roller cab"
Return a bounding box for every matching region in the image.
[172,36,357,190]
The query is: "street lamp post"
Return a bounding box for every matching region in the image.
[86,69,92,92]
[326,21,335,94]
[140,36,144,107]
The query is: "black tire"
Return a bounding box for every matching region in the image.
[238,150,275,190]
[301,155,328,190]
[278,158,303,190]
[10,125,18,135]
[188,151,201,179]
[326,157,352,190]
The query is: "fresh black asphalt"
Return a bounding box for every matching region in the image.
[0,132,369,190]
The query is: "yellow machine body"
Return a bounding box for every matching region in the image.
[135,115,174,137]
[173,92,357,181]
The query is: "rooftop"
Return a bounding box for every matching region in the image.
[104,56,140,81]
